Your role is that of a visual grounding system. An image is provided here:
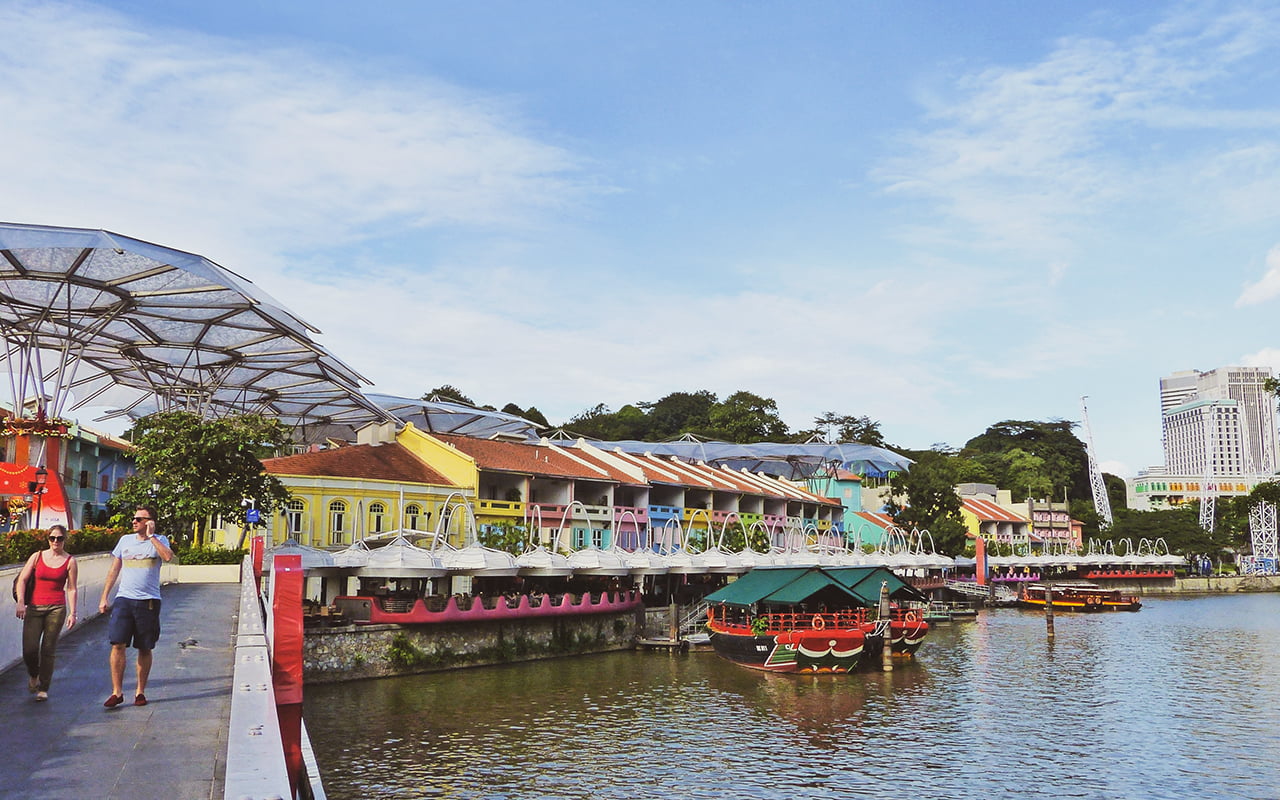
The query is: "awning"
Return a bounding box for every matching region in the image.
[703,565,920,608]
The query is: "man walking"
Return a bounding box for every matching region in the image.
[99,506,174,708]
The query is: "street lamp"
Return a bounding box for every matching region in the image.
[33,466,48,529]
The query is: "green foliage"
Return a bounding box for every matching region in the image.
[963,419,1088,503]
[387,632,433,668]
[477,520,528,555]
[885,448,968,554]
[2,525,123,566]
[706,391,788,443]
[800,412,887,447]
[175,545,248,565]
[111,411,293,545]
[1105,506,1234,558]
[424,385,475,405]
[639,391,717,439]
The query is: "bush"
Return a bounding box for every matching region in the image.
[2,525,125,567]
[175,545,248,565]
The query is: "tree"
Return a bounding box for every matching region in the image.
[964,420,1089,503]
[1106,507,1233,559]
[638,390,717,439]
[423,385,474,405]
[111,412,292,546]
[1000,448,1054,501]
[802,412,887,447]
[706,391,789,443]
[884,448,968,554]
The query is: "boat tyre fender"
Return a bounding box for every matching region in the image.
[812,614,826,631]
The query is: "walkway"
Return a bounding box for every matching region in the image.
[0,582,238,800]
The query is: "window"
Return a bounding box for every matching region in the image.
[286,500,305,536]
[329,500,347,545]
[100,474,109,492]
[405,503,422,531]
[370,502,386,534]
[79,470,89,489]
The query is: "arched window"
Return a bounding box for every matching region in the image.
[286,499,305,537]
[404,503,422,531]
[329,500,347,545]
[370,502,386,534]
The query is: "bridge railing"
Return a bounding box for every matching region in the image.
[224,553,326,800]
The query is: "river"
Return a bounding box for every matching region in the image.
[304,593,1280,799]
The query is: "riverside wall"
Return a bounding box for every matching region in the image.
[304,607,645,683]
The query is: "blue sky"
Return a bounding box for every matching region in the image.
[3,0,1280,480]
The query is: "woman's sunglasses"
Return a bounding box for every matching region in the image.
[48,535,66,541]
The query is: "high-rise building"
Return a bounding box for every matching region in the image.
[1160,366,1279,477]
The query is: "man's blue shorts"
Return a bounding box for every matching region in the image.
[108,597,162,650]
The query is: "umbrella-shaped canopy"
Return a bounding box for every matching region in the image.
[367,393,542,439]
[356,535,447,577]
[263,538,335,570]
[621,547,669,575]
[546,438,914,479]
[331,540,371,568]
[566,546,631,577]
[515,545,573,577]
[0,222,392,429]
[439,544,521,576]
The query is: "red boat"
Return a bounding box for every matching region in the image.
[702,566,931,674]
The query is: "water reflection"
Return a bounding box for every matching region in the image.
[306,595,1280,800]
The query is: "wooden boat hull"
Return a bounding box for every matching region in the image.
[708,617,929,673]
[709,628,868,673]
[1018,583,1141,612]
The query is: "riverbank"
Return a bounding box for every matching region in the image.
[1146,574,1280,594]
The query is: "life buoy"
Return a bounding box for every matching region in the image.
[1086,596,1099,607]
[812,614,826,630]
[905,611,918,623]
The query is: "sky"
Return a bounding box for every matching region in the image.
[3,0,1280,480]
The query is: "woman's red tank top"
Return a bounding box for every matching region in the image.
[30,553,70,605]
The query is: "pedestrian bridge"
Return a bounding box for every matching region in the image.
[1,561,322,800]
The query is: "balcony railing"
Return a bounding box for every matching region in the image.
[476,499,525,517]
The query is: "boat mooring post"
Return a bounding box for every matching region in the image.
[1045,585,1055,641]
[879,581,892,672]
[669,600,679,643]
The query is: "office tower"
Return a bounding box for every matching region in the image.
[1160,366,1279,476]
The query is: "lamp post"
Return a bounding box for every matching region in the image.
[33,466,48,529]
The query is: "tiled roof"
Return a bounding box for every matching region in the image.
[849,511,896,529]
[961,497,1026,523]
[558,442,650,481]
[263,443,456,486]
[433,434,607,480]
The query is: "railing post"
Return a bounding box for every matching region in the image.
[270,554,305,798]
[251,535,265,591]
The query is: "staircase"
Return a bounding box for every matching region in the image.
[946,580,1018,604]
[679,600,711,638]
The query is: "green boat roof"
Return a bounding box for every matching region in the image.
[703,565,926,608]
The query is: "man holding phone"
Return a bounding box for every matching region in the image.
[99,506,174,709]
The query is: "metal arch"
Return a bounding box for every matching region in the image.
[0,221,393,428]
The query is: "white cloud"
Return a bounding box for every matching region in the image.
[0,1,592,265]
[1236,245,1280,306]
[874,3,1280,257]
[1239,345,1280,373]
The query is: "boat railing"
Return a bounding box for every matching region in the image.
[762,610,869,631]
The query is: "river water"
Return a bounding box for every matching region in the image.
[304,594,1280,800]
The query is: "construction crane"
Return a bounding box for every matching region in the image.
[1080,396,1113,529]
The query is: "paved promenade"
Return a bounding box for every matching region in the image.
[0,582,238,800]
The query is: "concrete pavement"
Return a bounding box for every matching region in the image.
[0,582,239,800]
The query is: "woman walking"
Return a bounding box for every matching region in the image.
[14,525,78,701]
